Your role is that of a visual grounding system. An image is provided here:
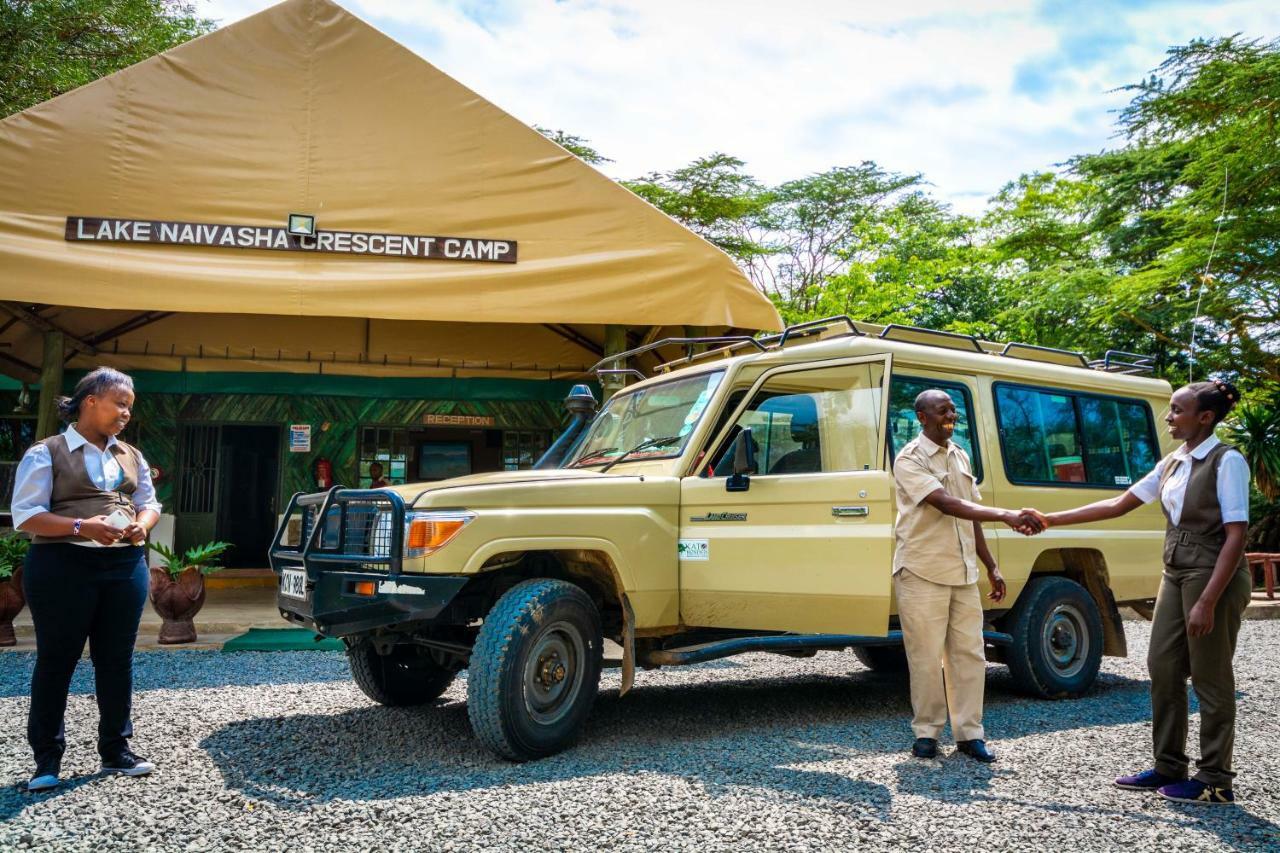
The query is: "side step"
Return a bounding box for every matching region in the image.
[640,630,1013,667]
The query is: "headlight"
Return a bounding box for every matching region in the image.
[405,511,475,558]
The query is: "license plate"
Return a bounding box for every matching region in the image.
[280,568,308,601]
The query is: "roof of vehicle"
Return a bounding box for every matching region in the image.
[615,319,1173,399]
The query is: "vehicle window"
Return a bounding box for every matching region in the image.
[887,376,982,480]
[568,371,724,467]
[994,383,1158,488]
[709,362,884,476]
[1078,396,1159,487]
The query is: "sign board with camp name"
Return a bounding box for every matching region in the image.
[65,216,517,263]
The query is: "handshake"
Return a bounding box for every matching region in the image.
[1002,507,1050,536]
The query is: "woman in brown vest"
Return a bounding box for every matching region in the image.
[11,367,162,792]
[1025,380,1251,806]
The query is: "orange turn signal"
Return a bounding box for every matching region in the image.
[405,513,473,556]
[351,581,377,597]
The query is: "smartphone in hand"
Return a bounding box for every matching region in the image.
[104,509,131,530]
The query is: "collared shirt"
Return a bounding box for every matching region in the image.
[11,424,162,546]
[892,433,981,586]
[1129,434,1249,525]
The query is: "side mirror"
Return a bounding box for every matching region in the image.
[726,427,756,492]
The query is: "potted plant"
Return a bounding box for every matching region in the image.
[147,541,232,644]
[0,531,29,646]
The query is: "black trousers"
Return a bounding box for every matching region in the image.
[23,543,148,772]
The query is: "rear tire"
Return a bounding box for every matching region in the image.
[347,637,456,706]
[1004,576,1104,699]
[853,644,909,673]
[467,579,603,761]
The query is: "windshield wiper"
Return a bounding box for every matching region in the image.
[600,435,684,473]
[568,447,619,468]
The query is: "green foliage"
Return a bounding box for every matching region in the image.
[148,540,232,578]
[624,153,774,267]
[534,126,613,166]
[1223,397,1280,501]
[0,532,29,580]
[0,0,214,118]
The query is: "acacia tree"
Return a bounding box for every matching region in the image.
[0,0,213,118]
[624,153,773,276]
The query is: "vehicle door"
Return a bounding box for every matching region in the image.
[678,354,893,635]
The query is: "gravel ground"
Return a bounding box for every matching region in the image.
[0,621,1277,852]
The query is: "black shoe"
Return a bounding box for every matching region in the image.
[911,737,938,759]
[102,751,155,777]
[956,739,997,763]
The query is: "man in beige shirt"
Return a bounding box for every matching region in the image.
[893,389,1039,762]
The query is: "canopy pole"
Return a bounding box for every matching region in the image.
[684,325,709,356]
[36,330,65,439]
[602,325,628,401]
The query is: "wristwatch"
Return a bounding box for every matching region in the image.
[72,518,83,537]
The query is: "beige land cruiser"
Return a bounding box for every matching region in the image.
[270,317,1171,761]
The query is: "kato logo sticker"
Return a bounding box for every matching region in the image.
[678,539,710,561]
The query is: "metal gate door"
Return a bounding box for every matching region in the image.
[175,424,221,554]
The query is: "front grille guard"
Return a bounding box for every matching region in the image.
[269,486,407,577]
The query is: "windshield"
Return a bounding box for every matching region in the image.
[569,371,725,467]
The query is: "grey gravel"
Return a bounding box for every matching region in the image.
[1,621,1277,852]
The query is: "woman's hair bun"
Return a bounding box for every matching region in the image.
[1186,378,1240,424]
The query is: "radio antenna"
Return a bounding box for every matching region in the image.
[1188,164,1229,382]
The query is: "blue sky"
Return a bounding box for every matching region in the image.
[201,0,1280,212]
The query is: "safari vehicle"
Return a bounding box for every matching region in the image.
[269,317,1172,761]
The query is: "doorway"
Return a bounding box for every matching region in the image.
[175,424,282,567]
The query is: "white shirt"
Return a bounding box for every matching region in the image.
[1128,435,1249,526]
[11,424,162,545]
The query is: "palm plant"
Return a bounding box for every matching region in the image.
[0,532,28,580]
[147,540,233,578]
[1223,400,1280,501]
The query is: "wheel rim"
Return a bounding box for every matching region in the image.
[1041,603,1089,678]
[522,620,586,726]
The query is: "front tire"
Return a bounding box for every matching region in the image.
[467,579,603,761]
[347,637,456,706]
[1003,576,1104,698]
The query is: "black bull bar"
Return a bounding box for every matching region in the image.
[267,486,467,636]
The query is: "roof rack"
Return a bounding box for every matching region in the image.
[1000,342,1091,369]
[588,316,1157,383]
[588,336,767,375]
[1090,350,1156,375]
[878,324,983,353]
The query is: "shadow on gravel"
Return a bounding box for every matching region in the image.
[198,663,1156,826]
[0,651,352,699]
[892,758,1280,851]
[0,773,106,822]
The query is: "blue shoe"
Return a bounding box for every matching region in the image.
[1158,779,1235,805]
[24,772,59,793]
[1114,768,1181,791]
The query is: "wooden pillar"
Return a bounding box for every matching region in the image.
[684,325,709,357]
[36,330,65,439]
[601,324,628,402]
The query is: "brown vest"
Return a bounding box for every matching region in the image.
[32,432,141,544]
[1159,442,1246,569]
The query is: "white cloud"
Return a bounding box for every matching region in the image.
[198,0,1280,212]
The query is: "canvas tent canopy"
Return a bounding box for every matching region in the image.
[0,0,779,385]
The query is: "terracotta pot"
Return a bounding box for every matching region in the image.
[149,566,206,644]
[0,565,24,647]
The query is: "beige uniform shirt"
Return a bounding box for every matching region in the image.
[892,433,981,586]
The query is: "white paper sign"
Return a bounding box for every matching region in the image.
[289,424,312,453]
